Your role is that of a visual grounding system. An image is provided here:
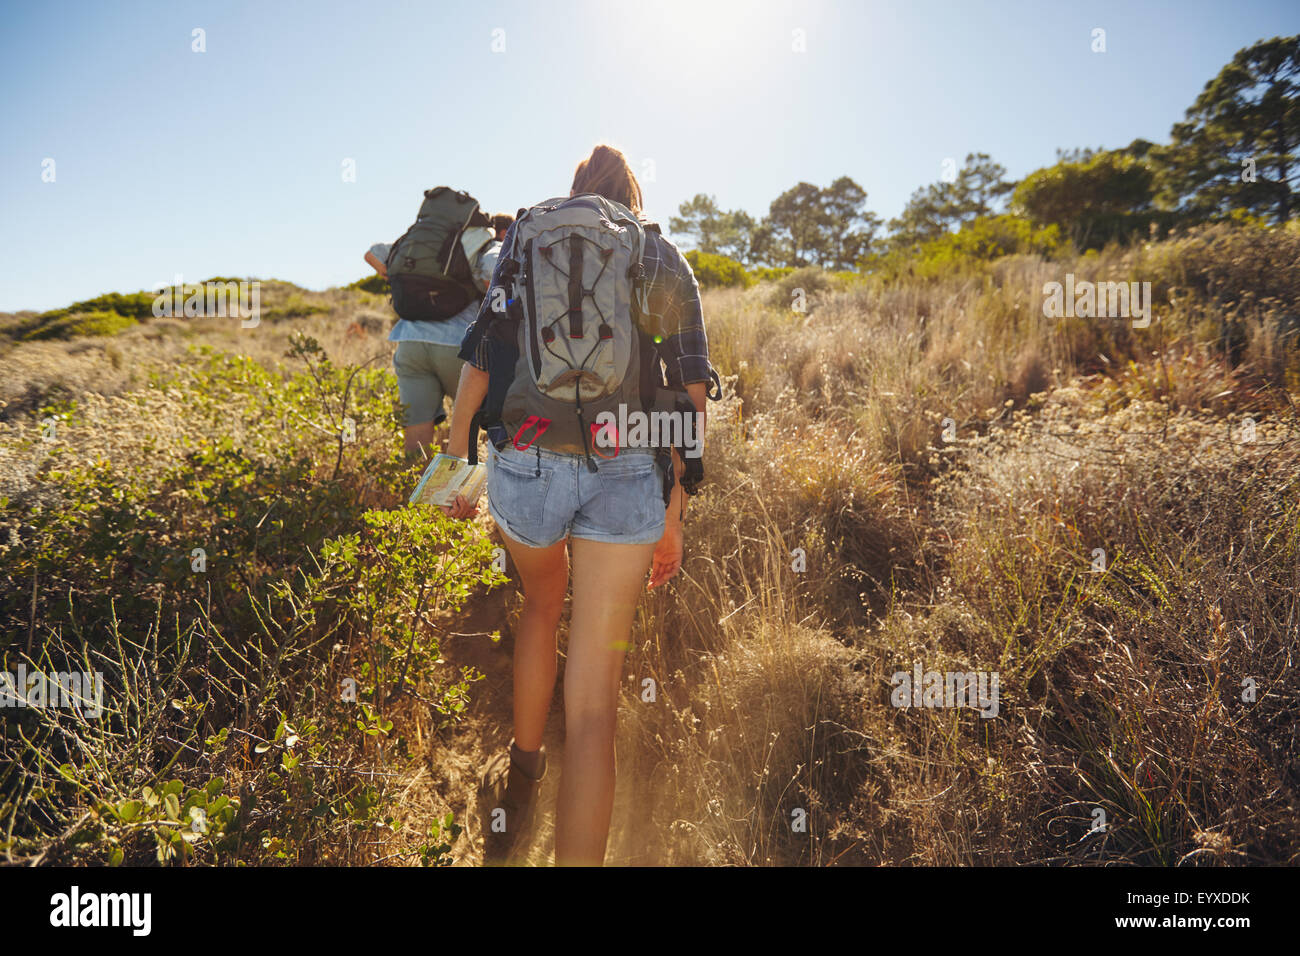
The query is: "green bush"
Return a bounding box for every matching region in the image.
[348,274,390,295]
[683,250,753,289]
[750,265,797,283]
[1012,150,1158,250]
[2,339,410,641]
[37,291,158,322]
[14,287,175,340]
[918,215,1060,272]
[0,335,502,865]
[22,310,139,341]
[869,215,1061,281]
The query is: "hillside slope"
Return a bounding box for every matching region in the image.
[2,225,1298,865]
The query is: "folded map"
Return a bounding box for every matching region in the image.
[409,453,488,509]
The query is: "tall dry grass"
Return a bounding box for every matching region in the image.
[3,222,1298,865]
[587,226,1300,865]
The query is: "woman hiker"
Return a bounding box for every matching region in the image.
[441,144,712,865]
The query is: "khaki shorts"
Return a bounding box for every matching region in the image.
[393,340,465,426]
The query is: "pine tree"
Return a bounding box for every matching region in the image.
[1153,35,1299,224]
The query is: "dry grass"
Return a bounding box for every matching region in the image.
[3,224,1298,866]
[592,226,1300,865]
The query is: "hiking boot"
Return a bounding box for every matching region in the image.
[478,739,547,864]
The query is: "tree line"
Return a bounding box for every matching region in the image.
[670,35,1299,270]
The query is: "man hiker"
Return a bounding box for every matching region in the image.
[366,209,515,460]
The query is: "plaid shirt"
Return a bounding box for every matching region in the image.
[458,217,711,387]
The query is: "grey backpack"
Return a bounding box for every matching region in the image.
[497,194,660,467]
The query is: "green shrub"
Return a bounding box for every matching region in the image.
[22,310,139,341]
[0,335,501,865]
[750,265,797,283]
[869,215,1061,281]
[1012,150,1158,250]
[37,291,158,322]
[348,275,390,295]
[683,250,753,289]
[917,215,1060,274]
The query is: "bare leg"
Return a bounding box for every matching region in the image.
[431,418,452,453]
[496,530,569,753]
[403,420,436,460]
[555,536,655,866]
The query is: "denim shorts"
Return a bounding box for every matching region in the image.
[486,444,666,549]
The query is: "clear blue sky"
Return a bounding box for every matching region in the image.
[1,0,1295,312]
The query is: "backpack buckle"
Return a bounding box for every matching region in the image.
[485,423,511,452]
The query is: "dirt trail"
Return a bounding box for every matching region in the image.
[416,547,566,866]
[415,539,666,867]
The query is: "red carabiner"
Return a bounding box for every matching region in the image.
[512,416,552,452]
[590,420,620,459]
